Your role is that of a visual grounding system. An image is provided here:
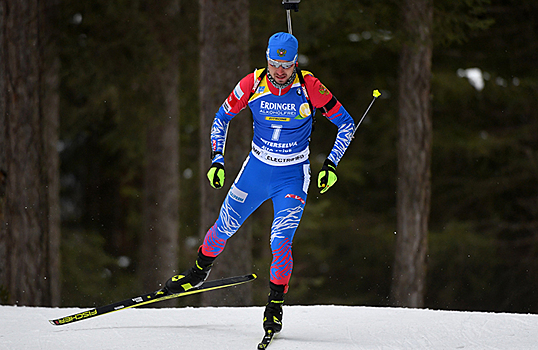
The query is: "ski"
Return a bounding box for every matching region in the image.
[49,273,257,326]
[257,329,278,349]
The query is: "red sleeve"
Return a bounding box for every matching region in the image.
[303,74,332,109]
[304,73,343,117]
[222,72,256,116]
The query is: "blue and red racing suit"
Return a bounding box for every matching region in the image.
[201,68,355,288]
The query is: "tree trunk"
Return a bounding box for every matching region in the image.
[139,1,180,304]
[391,0,433,308]
[199,0,253,306]
[0,0,61,306]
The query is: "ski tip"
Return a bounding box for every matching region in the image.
[373,89,381,98]
[257,329,277,349]
[252,273,258,279]
[49,319,64,326]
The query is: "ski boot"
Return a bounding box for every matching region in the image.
[263,282,286,333]
[164,247,216,294]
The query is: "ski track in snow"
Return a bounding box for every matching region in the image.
[1,304,538,349]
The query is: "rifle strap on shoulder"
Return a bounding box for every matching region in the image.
[296,66,313,116]
[249,68,267,100]
[296,66,315,132]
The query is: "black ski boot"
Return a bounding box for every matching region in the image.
[263,282,286,333]
[165,248,216,294]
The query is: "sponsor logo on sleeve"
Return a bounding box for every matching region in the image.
[319,84,329,95]
[233,82,244,100]
[222,82,244,113]
[222,100,231,113]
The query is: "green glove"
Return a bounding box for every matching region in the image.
[207,163,225,189]
[317,159,337,194]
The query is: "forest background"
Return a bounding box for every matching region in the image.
[1,0,538,314]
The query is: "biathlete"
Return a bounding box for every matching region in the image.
[164,32,356,333]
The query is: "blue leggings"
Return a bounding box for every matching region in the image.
[201,154,311,286]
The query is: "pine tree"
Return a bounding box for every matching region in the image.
[0,0,61,306]
[199,0,253,306]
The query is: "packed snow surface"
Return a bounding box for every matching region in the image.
[1,304,538,349]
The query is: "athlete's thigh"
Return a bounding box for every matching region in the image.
[216,155,270,235]
[270,162,310,245]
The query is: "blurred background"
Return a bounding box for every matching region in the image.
[1,0,537,314]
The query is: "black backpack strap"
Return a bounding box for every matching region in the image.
[296,66,315,131]
[296,67,314,116]
[249,68,267,101]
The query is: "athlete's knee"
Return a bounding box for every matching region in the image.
[271,205,304,239]
[201,223,227,257]
[270,235,292,254]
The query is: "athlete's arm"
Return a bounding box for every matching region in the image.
[210,72,256,164]
[304,74,355,166]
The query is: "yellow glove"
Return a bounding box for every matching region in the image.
[207,163,225,189]
[317,159,337,194]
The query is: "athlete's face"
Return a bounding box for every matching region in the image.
[267,59,295,85]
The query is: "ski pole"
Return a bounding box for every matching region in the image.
[353,89,381,138]
[282,0,300,35]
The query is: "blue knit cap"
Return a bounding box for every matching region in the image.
[266,32,298,62]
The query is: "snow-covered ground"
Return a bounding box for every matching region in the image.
[2,304,538,349]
